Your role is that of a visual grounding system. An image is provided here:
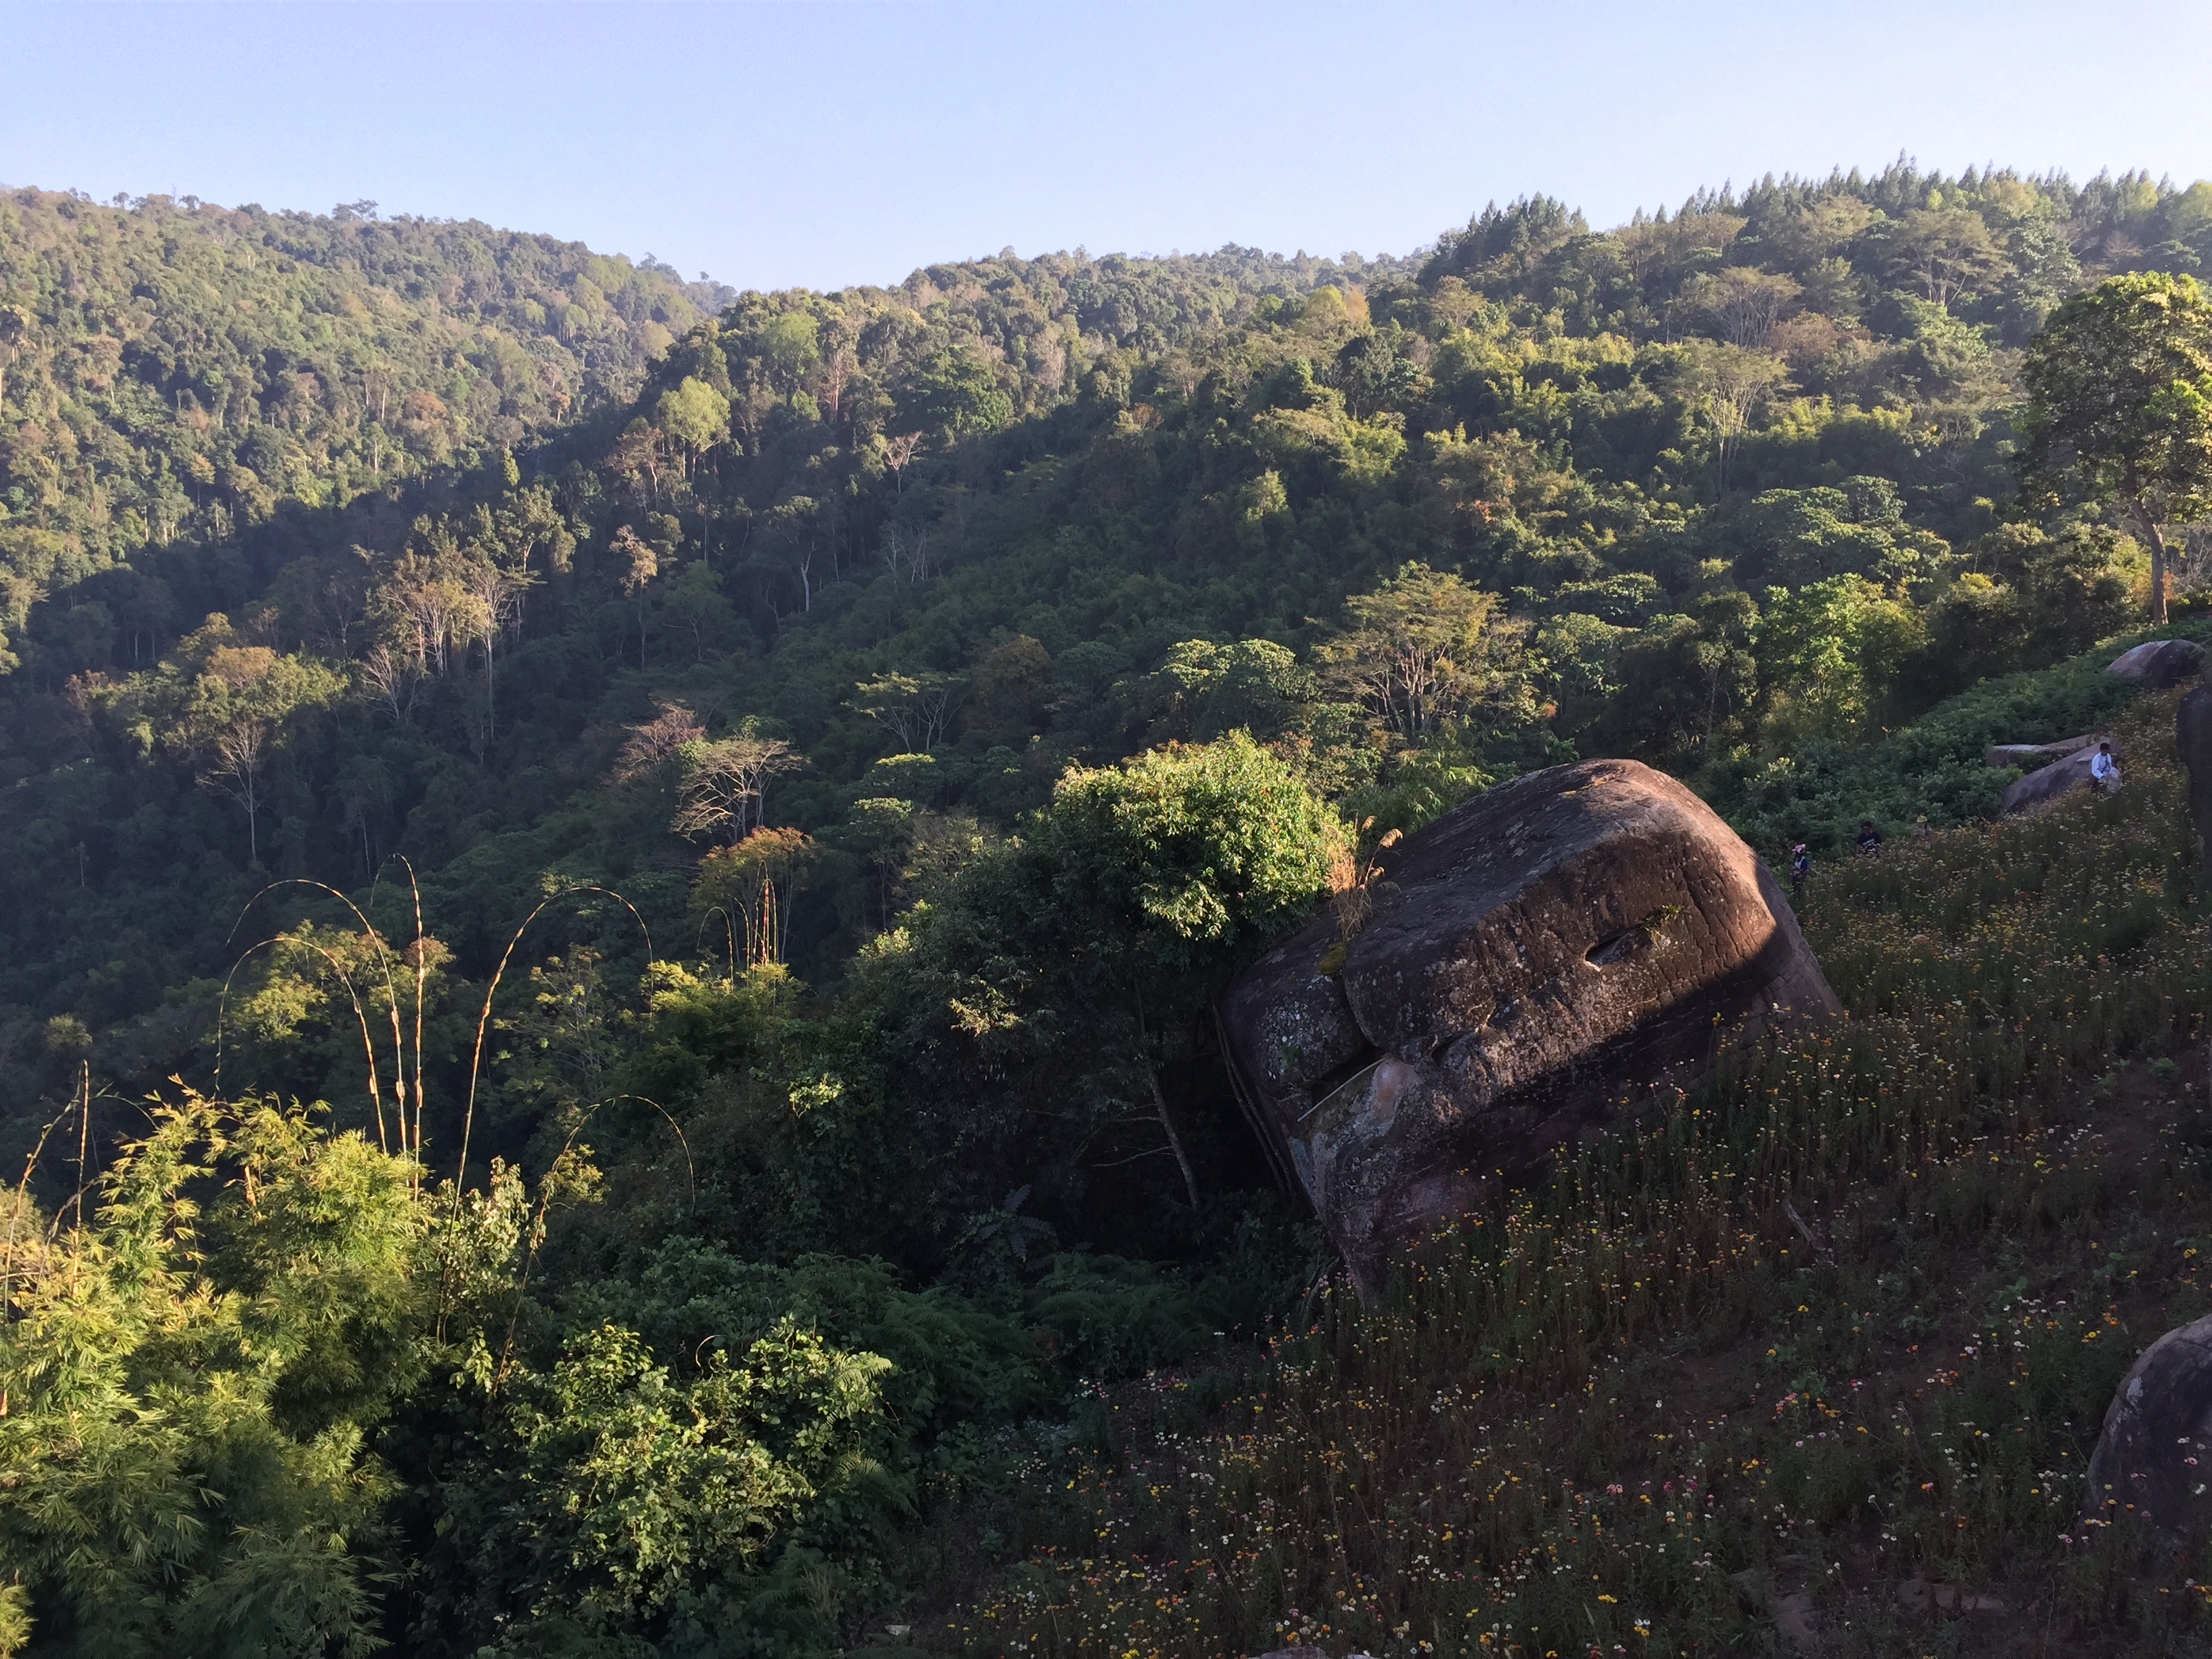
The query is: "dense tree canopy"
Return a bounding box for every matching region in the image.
[5,159,2212,1655]
[2019,270,2212,621]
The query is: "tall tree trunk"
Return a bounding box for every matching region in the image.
[1134,992,1201,1215]
[1144,1059,1202,1215]
[2129,495,2169,623]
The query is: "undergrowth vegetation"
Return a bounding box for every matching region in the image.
[949,687,2212,1658]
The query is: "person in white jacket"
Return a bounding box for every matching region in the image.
[2091,741,2122,793]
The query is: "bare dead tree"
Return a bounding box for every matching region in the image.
[612,701,708,784]
[882,431,922,493]
[671,734,803,842]
[361,640,425,724]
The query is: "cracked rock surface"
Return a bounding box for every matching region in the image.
[1219,758,1838,1290]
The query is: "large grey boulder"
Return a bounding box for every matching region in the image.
[1218,758,1839,1291]
[1986,735,2097,771]
[2179,687,2212,887]
[2083,1313,2212,1540]
[1999,742,2117,815]
[2108,638,2205,687]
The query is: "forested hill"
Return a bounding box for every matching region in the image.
[3,163,2209,1134]
[0,186,1401,665]
[0,189,738,607]
[0,192,1393,1025]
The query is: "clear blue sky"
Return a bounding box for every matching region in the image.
[5,0,2208,293]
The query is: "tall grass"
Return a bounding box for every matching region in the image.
[951,687,2212,1657]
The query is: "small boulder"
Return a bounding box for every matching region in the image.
[1219,758,1839,1290]
[2082,1312,2212,1540]
[2179,687,2212,888]
[1985,735,2095,771]
[1999,743,2118,815]
[2108,638,2205,687]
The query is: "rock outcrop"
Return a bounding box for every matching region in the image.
[1985,735,2097,771]
[2179,687,2212,887]
[2108,638,2205,687]
[1218,758,1839,1290]
[2083,1312,2212,1541]
[1999,741,2118,815]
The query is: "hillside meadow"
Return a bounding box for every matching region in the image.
[945,682,2212,1658]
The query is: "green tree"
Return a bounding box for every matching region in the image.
[0,302,28,409]
[851,671,959,752]
[874,735,1337,1215]
[1723,478,1949,592]
[1124,637,1318,744]
[1677,342,1790,489]
[2018,272,2212,622]
[445,1320,890,1644]
[1041,735,1340,1207]
[0,1094,426,1658]
[899,347,1013,438]
[655,375,731,476]
[659,560,739,662]
[694,825,821,967]
[1595,589,1760,760]
[154,619,345,865]
[1042,735,1338,970]
[1883,207,2005,308]
[1315,563,1528,743]
[757,310,822,394]
[451,503,544,744]
[1757,574,1923,744]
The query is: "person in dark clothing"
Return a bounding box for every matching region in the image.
[1789,843,1811,903]
[1856,819,1883,857]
